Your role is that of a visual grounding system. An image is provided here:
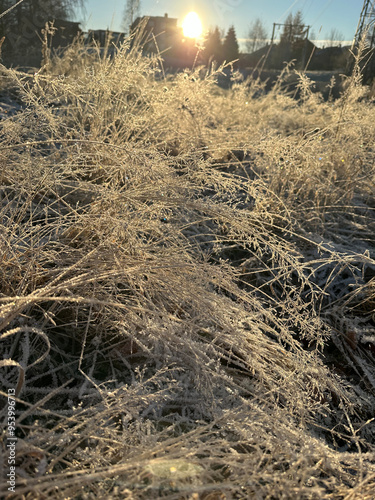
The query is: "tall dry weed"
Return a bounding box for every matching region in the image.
[0,30,374,499]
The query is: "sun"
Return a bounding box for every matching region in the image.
[182,12,203,39]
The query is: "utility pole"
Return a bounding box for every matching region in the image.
[270,22,310,45]
[270,22,310,69]
[270,23,282,46]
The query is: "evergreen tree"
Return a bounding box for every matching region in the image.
[292,11,305,41]
[280,11,305,44]
[222,25,239,62]
[202,26,223,64]
[280,13,293,44]
[277,11,310,70]
[280,10,305,43]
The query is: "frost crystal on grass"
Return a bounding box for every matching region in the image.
[0,30,374,500]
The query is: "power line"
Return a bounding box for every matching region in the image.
[277,0,301,23]
[310,0,334,29]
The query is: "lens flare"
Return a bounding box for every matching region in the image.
[182,12,203,39]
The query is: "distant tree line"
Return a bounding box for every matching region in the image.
[201,13,310,67]
[243,11,310,70]
[203,10,348,72]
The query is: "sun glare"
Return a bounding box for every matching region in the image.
[182,12,203,39]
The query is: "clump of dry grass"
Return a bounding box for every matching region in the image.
[0,31,374,499]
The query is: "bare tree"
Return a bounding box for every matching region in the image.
[309,29,317,43]
[0,0,84,23]
[0,0,84,57]
[246,18,267,53]
[326,28,344,47]
[122,0,141,33]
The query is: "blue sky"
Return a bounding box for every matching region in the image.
[77,0,364,46]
